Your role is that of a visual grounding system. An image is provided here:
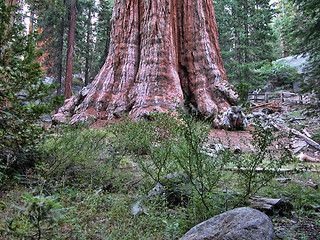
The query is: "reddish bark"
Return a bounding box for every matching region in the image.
[65,0,77,99]
[54,0,238,125]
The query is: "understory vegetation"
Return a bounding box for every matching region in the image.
[1,113,319,239]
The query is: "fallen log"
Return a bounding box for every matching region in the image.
[250,102,281,112]
[249,196,293,216]
[306,180,318,189]
[287,117,306,123]
[224,167,320,173]
[297,152,320,163]
[289,128,320,151]
[302,129,312,138]
[291,140,308,154]
[294,179,319,189]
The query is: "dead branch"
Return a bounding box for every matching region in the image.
[289,128,320,150]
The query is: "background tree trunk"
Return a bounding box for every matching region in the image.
[56,15,65,96]
[65,0,77,99]
[84,7,92,86]
[54,0,238,125]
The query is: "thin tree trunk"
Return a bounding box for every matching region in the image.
[65,0,77,99]
[84,7,92,86]
[28,11,34,34]
[5,0,17,5]
[56,19,65,96]
[244,0,250,82]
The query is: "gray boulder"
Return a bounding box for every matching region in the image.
[180,207,274,240]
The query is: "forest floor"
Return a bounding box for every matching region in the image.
[88,94,320,239]
[219,95,320,239]
[1,92,319,239]
[88,96,320,239]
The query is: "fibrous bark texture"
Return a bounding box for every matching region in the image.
[53,0,237,125]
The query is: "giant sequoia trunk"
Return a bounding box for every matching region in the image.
[53,0,238,126]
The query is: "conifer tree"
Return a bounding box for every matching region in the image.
[74,0,97,85]
[286,0,320,102]
[93,0,113,78]
[53,0,239,125]
[31,0,68,95]
[213,0,276,87]
[0,0,54,177]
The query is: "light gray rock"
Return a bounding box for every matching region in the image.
[220,106,248,130]
[180,207,274,240]
[148,182,165,200]
[148,172,192,206]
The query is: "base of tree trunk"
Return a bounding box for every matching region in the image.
[52,0,244,128]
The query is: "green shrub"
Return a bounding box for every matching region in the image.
[38,125,117,188]
[111,112,293,218]
[1,192,67,239]
[311,133,320,144]
[234,119,292,199]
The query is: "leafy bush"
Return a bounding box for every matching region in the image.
[111,111,292,221]
[234,119,292,198]
[111,112,226,218]
[311,133,320,144]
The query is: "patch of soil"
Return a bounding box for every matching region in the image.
[209,129,253,151]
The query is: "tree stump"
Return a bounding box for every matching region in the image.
[249,196,293,216]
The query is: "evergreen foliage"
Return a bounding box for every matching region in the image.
[213,0,276,86]
[289,0,320,102]
[0,1,54,179]
[32,0,113,93]
[93,0,113,77]
[74,0,96,85]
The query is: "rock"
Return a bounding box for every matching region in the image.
[148,172,192,206]
[203,143,229,158]
[220,106,248,130]
[51,112,68,124]
[263,82,275,92]
[276,54,308,74]
[148,182,165,200]
[293,81,302,93]
[180,207,274,240]
[131,200,149,216]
